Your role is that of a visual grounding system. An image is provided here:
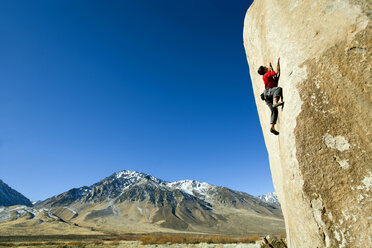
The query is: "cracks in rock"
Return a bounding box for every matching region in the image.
[347,46,367,54]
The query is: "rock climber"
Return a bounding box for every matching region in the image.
[257,57,284,135]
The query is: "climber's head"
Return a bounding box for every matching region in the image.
[257,66,268,75]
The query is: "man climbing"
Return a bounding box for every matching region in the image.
[257,57,284,135]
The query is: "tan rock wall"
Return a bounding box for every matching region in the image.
[243,1,371,247]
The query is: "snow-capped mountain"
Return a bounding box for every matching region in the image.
[39,170,280,210]
[167,180,212,199]
[32,200,42,206]
[0,179,32,207]
[257,192,280,205]
[32,170,284,236]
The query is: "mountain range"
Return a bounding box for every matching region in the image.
[0,179,32,207]
[0,170,284,236]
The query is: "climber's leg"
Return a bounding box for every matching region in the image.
[268,102,279,135]
[270,104,278,126]
[265,90,279,135]
[270,127,279,135]
[272,87,284,108]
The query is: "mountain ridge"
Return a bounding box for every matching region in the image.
[34,170,284,236]
[0,179,33,207]
[0,170,285,236]
[39,170,280,212]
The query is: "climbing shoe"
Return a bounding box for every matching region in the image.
[272,101,284,108]
[270,128,279,135]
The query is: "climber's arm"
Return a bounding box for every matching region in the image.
[276,58,280,77]
[269,62,274,71]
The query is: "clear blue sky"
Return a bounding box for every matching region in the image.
[0,0,273,201]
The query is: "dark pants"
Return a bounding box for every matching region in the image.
[264,87,283,124]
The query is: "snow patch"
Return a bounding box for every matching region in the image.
[166,180,213,199]
[47,211,59,220]
[136,206,143,215]
[0,213,11,221]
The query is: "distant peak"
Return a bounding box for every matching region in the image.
[257,192,280,205]
[114,170,143,179]
[112,170,164,185]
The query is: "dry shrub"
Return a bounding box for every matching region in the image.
[0,243,14,247]
[56,245,69,248]
[141,235,159,245]
[0,239,106,247]
[45,242,62,245]
[238,235,261,243]
[0,241,74,247]
[140,234,261,245]
[64,241,83,245]
[109,240,121,245]
[23,242,46,245]
[204,236,231,244]
[56,242,87,248]
[63,241,87,247]
[92,240,104,245]
[103,234,140,241]
[5,241,49,246]
[277,233,286,239]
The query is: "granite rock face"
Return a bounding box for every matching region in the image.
[243,1,371,247]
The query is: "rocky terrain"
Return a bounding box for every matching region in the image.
[0,179,32,207]
[0,170,284,236]
[0,205,103,235]
[243,0,371,247]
